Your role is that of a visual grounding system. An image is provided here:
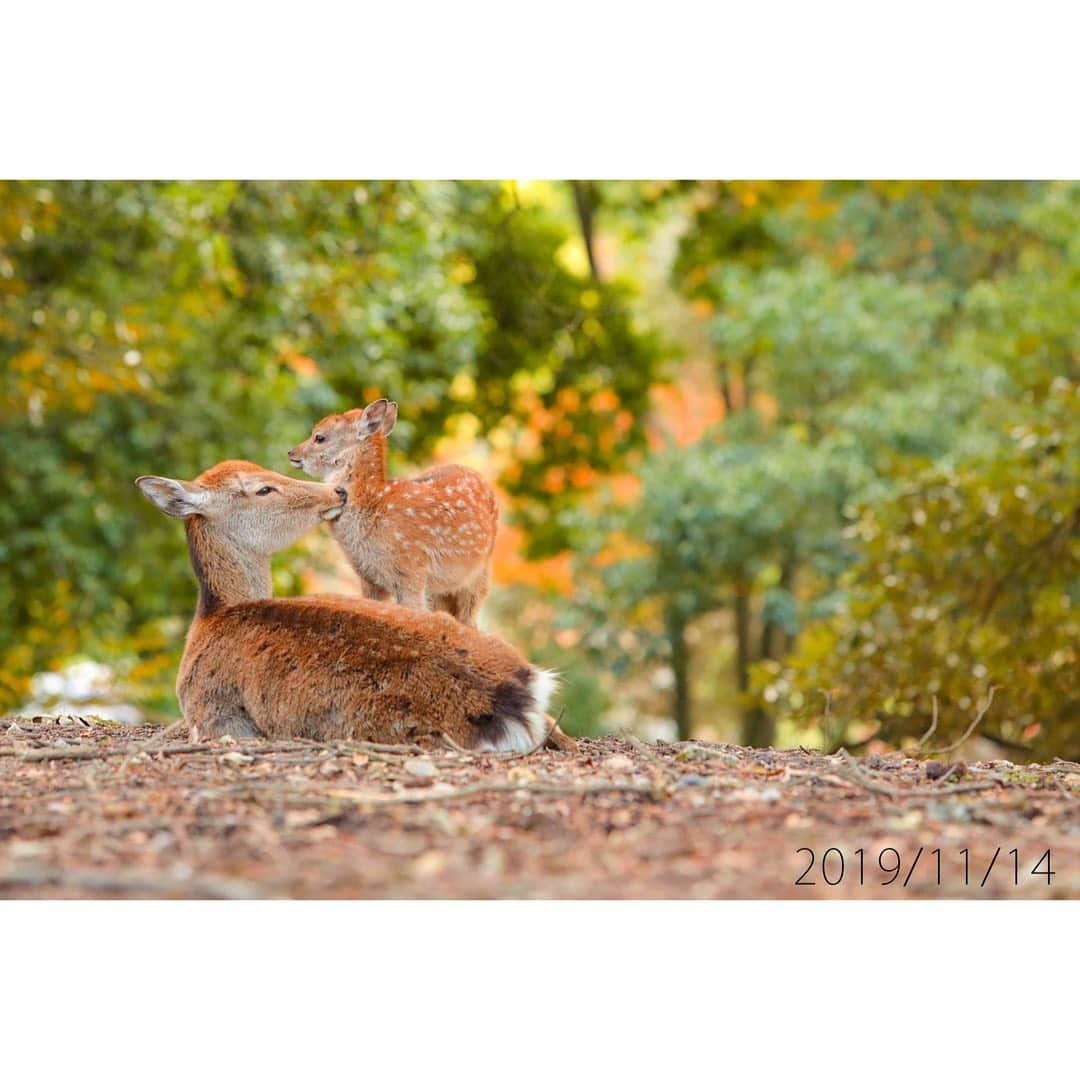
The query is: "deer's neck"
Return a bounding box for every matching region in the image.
[340,435,389,507]
[185,517,272,616]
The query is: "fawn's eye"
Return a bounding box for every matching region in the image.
[256,486,276,496]
[314,434,326,444]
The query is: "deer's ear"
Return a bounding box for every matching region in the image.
[135,475,208,518]
[357,399,396,439]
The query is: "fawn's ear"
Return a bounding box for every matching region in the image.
[135,475,208,518]
[357,399,397,439]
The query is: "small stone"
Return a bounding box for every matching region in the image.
[9,840,46,860]
[480,848,505,875]
[412,850,448,878]
[221,751,253,766]
[883,810,924,831]
[676,775,707,789]
[604,754,635,773]
[284,809,326,829]
[405,759,437,779]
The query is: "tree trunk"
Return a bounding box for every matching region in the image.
[734,578,775,747]
[570,181,601,281]
[718,360,734,416]
[733,578,752,698]
[666,607,693,741]
[759,557,797,662]
[743,705,776,748]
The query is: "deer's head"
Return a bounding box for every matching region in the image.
[136,460,346,555]
[288,399,398,479]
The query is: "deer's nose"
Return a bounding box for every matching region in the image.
[335,486,348,503]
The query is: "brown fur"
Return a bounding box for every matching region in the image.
[179,595,541,747]
[136,461,557,749]
[288,401,499,626]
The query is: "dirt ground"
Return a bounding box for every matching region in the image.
[1,715,1077,899]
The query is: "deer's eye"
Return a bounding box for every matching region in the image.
[314,434,326,444]
[256,486,276,496]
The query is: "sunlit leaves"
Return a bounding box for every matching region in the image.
[0,180,658,709]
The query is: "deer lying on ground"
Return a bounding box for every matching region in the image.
[288,399,498,626]
[135,461,572,750]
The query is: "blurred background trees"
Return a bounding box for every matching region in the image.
[1,180,1076,759]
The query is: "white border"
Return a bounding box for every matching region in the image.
[3,6,1077,1073]
[5,3,1080,177]
[1,902,1074,1076]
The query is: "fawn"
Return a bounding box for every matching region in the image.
[288,399,498,626]
[135,461,563,751]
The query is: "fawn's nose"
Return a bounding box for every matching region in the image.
[335,486,348,503]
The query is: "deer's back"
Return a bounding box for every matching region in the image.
[178,595,538,746]
[335,464,498,588]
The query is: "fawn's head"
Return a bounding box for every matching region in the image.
[288,399,398,479]
[136,461,346,554]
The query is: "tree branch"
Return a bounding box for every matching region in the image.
[570,180,601,280]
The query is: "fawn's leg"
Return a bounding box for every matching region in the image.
[448,590,480,627]
[359,575,391,602]
[393,579,430,611]
[431,592,460,619]
[449,567,490,627]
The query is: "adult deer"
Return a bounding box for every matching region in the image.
[135,460,564,750]
[288,400,497,626]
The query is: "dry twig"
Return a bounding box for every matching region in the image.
[832,749,998,799]
[921,686,1000,757]
[318,779,658,807]
[915,696,939,751]
[0,738,421,764]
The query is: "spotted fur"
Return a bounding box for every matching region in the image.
[288,400,499,626]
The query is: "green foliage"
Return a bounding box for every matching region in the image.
[565,180,1079,755]
[709,261,947,423]
[0,181,655,709]
[771,382,1079,760]
[757,182,1080,758]
[3,179,1077,761]
[448,183,660,555]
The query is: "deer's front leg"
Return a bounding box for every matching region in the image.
[359,575,391,602]
[393,578,431,611]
